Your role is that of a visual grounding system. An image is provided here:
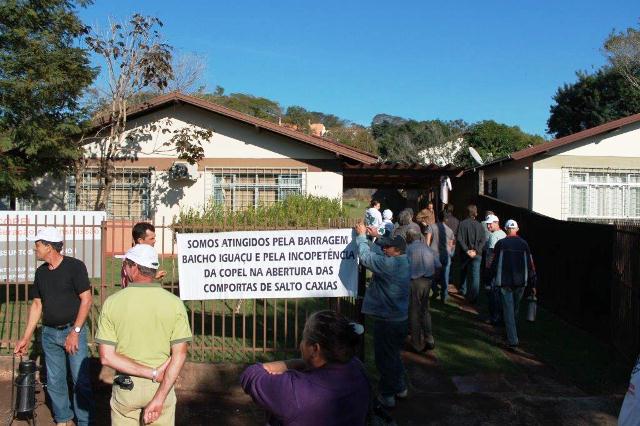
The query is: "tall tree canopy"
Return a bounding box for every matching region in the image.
[371,118,467,162]
[0,0,97,202]
[464,120,544,164]
[547,68,640,138]
[604,20,640,92]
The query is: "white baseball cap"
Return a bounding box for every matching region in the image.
[382,209,393,220]
[28,227,64,243]
[505,219,519,229]
[116,244,159,269]
[483,214,499,224]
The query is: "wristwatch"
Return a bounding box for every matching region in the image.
[73,326,81,333]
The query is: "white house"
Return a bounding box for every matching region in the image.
[474,113,640,221]
[25,92,377,220]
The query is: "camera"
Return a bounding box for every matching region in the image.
[114,375,134,390]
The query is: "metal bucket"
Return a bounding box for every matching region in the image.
[15,360,37,413]
[526,296,537,322]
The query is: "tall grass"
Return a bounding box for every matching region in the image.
[174,194,350,232]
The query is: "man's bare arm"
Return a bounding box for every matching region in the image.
[65,289,93,354]
[14,299,42,355]
[99,345,169,381]
[143,342,188,424]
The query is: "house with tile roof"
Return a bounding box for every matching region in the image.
[470,112,640,221]
[23,92,378,220]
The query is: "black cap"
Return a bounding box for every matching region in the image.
[377,235,407,252]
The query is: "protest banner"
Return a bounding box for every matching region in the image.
[0,211,106,281]
[176,228,358,300]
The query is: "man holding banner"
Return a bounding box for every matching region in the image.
[354,223,410,409]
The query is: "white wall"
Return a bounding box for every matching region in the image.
[555,121,640,157]
[84,104,336,161]
[530,163,562,218]
[306,172,343,200]
[481,161,530,209]
[529,121,640,219]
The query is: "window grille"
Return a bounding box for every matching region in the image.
[205,167,306,211]
[562,168,640,220]
[66,168,151,219]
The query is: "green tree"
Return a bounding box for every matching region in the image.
[284,105,312,131]
[371,118,467,162]
[547,68,640,137]
[463,120,544,165]
[198,91,283,122]
[0,0,97,203]
[328,125,378,154]
[85,14,212,211]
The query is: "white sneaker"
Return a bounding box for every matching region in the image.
[377,394,396,408]
[396,388,408,399]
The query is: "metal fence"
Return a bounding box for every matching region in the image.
[476,195,640,360]
[0,215,364,362]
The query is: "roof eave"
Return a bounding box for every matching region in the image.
[89,92,378,165]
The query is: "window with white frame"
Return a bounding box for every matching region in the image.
[66,168,151,219]
[565,168,640,219]
[206,168,306,211]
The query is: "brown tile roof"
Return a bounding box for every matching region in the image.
[91,92,378,164]
[343,161,462,188]
[510,112,640,161]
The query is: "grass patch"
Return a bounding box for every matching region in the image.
[343,198,368,221]
[430,300,518,376]
[518,305,631,394]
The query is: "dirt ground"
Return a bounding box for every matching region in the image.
[0,377,621,426]
[0,292,624,425]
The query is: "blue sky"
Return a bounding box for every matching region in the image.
[79,0,639,137]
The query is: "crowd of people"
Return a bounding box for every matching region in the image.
[11,205,538,425]
[353,198,538,412]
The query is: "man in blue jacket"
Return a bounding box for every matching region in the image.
[355,222,411,409]
[491,220,536,348]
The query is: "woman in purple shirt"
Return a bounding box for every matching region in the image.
[240,310,370,426]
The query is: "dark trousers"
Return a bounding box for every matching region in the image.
[373,318,408,397]
[409,277,434,351]
[460,256,482,303]
[488,284,503,323]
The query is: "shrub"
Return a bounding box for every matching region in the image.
[173,194,350,233]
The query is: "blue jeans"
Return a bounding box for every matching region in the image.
[372,318,407,397]
[488,283,503,323]
[460,256,482,302]
[41,325,94,425]
[442,254,452,302]
[500,287,525,345]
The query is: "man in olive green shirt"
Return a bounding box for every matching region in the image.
[96,244,192,425]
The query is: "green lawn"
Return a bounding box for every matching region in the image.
[430,300,519,376]
[518,305,632,394]
[343,198,368,221]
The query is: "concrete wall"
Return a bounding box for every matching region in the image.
[481,160,530,209]
[530,160,562,218]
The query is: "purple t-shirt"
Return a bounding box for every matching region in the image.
[240,358,370,426]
